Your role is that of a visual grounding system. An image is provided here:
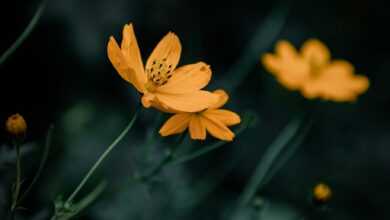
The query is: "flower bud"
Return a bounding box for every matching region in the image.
[313,183,332,203]
[6,113,27,137]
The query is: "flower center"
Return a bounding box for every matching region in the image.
[146,59,174,86]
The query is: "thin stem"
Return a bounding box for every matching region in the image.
[11,142,22,211]
[138,133,185,182]
[65,107,140,204]
[237,116,303,207]
[0,0,47,65]
[19,125,54,203]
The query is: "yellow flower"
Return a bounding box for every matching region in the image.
[262,39,369,102]
[313,182,332,203]
[159,90,241,141]
[107,23,218,112]
[6,113,27,136]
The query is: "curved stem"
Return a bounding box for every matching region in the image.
[0,0,47,65]
[65,107,141,204]
[11,142,22,212]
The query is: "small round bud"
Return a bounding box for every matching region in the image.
[313,183,332,203]
[5,113,27,136]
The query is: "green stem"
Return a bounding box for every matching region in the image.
[11,142,22,211]
[65,107,140,204]
[138,133,185,182]
[0,0,47,66]
[237,116,303,207]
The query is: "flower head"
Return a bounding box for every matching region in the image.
[159,90,241,141]
[262,39,369,102]
[107,23,218,112]
[6,113,27,137]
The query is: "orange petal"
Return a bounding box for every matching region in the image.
[203,109,241,126]
[274,57,311,90]
[141,92,155,108]
[156,62,211,94]
[301,39,330,67]
[145,32,181,72]
[301,60,369,102]
[155,90,219,113]
[209,89,229,109]
[189,115,206,140]
[202,115,235,141]
[262,53,282,73]
[107,37,145,93]
[276,40,298,60]
[159,113,191,136]
[121,23,147,87]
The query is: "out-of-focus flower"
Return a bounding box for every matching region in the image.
[313,182,332,203]
[5,113,27,137]
[107,23,218,112]
[262,39,369,102]
[159,90,241,141]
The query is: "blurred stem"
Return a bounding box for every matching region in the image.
[138,133,185,182]
[0,0,47,66]
[65,106,141,205]
[237,116,304,207]
[19,125,54,203]
[11,141,22,212]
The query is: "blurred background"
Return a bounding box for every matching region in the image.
[0,0,389,219]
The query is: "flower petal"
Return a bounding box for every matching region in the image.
[156,62,211,94]
[302,60,369,101]
[203,109,241,126]
[202,115,235,141]
[189,115,206,140]
[262,53,282,73]
[159,113,191,136]
[155,90,219,113]
[301,39,330,67]
[121,23,147,88]
[146,32,181,72]
[276,40,298,60]
[107,37,145,93]
[141,92,155,108]
[209,89,229,109]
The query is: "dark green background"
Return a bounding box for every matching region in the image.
[1,0,389,219]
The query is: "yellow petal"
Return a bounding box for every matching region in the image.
[276,40,298,60]
[145,32,181,72]
[301,39,330,67]
[274,57,311,90]
[155,90,219,113]
[301,60,369,102]
[262,53,282,73]
[156,62,211,94]
[209,89,229,109]
[202,115,235,141]
[189,115,206,140]
[121,24,147,88]
[203,109,241,126]
[159,113,191,136]
[141,92,155,108]
[107,37,145,93]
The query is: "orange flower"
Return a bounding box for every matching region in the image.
[107,23,218,112]
[262,39,369,102]
[159,90,241,141]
